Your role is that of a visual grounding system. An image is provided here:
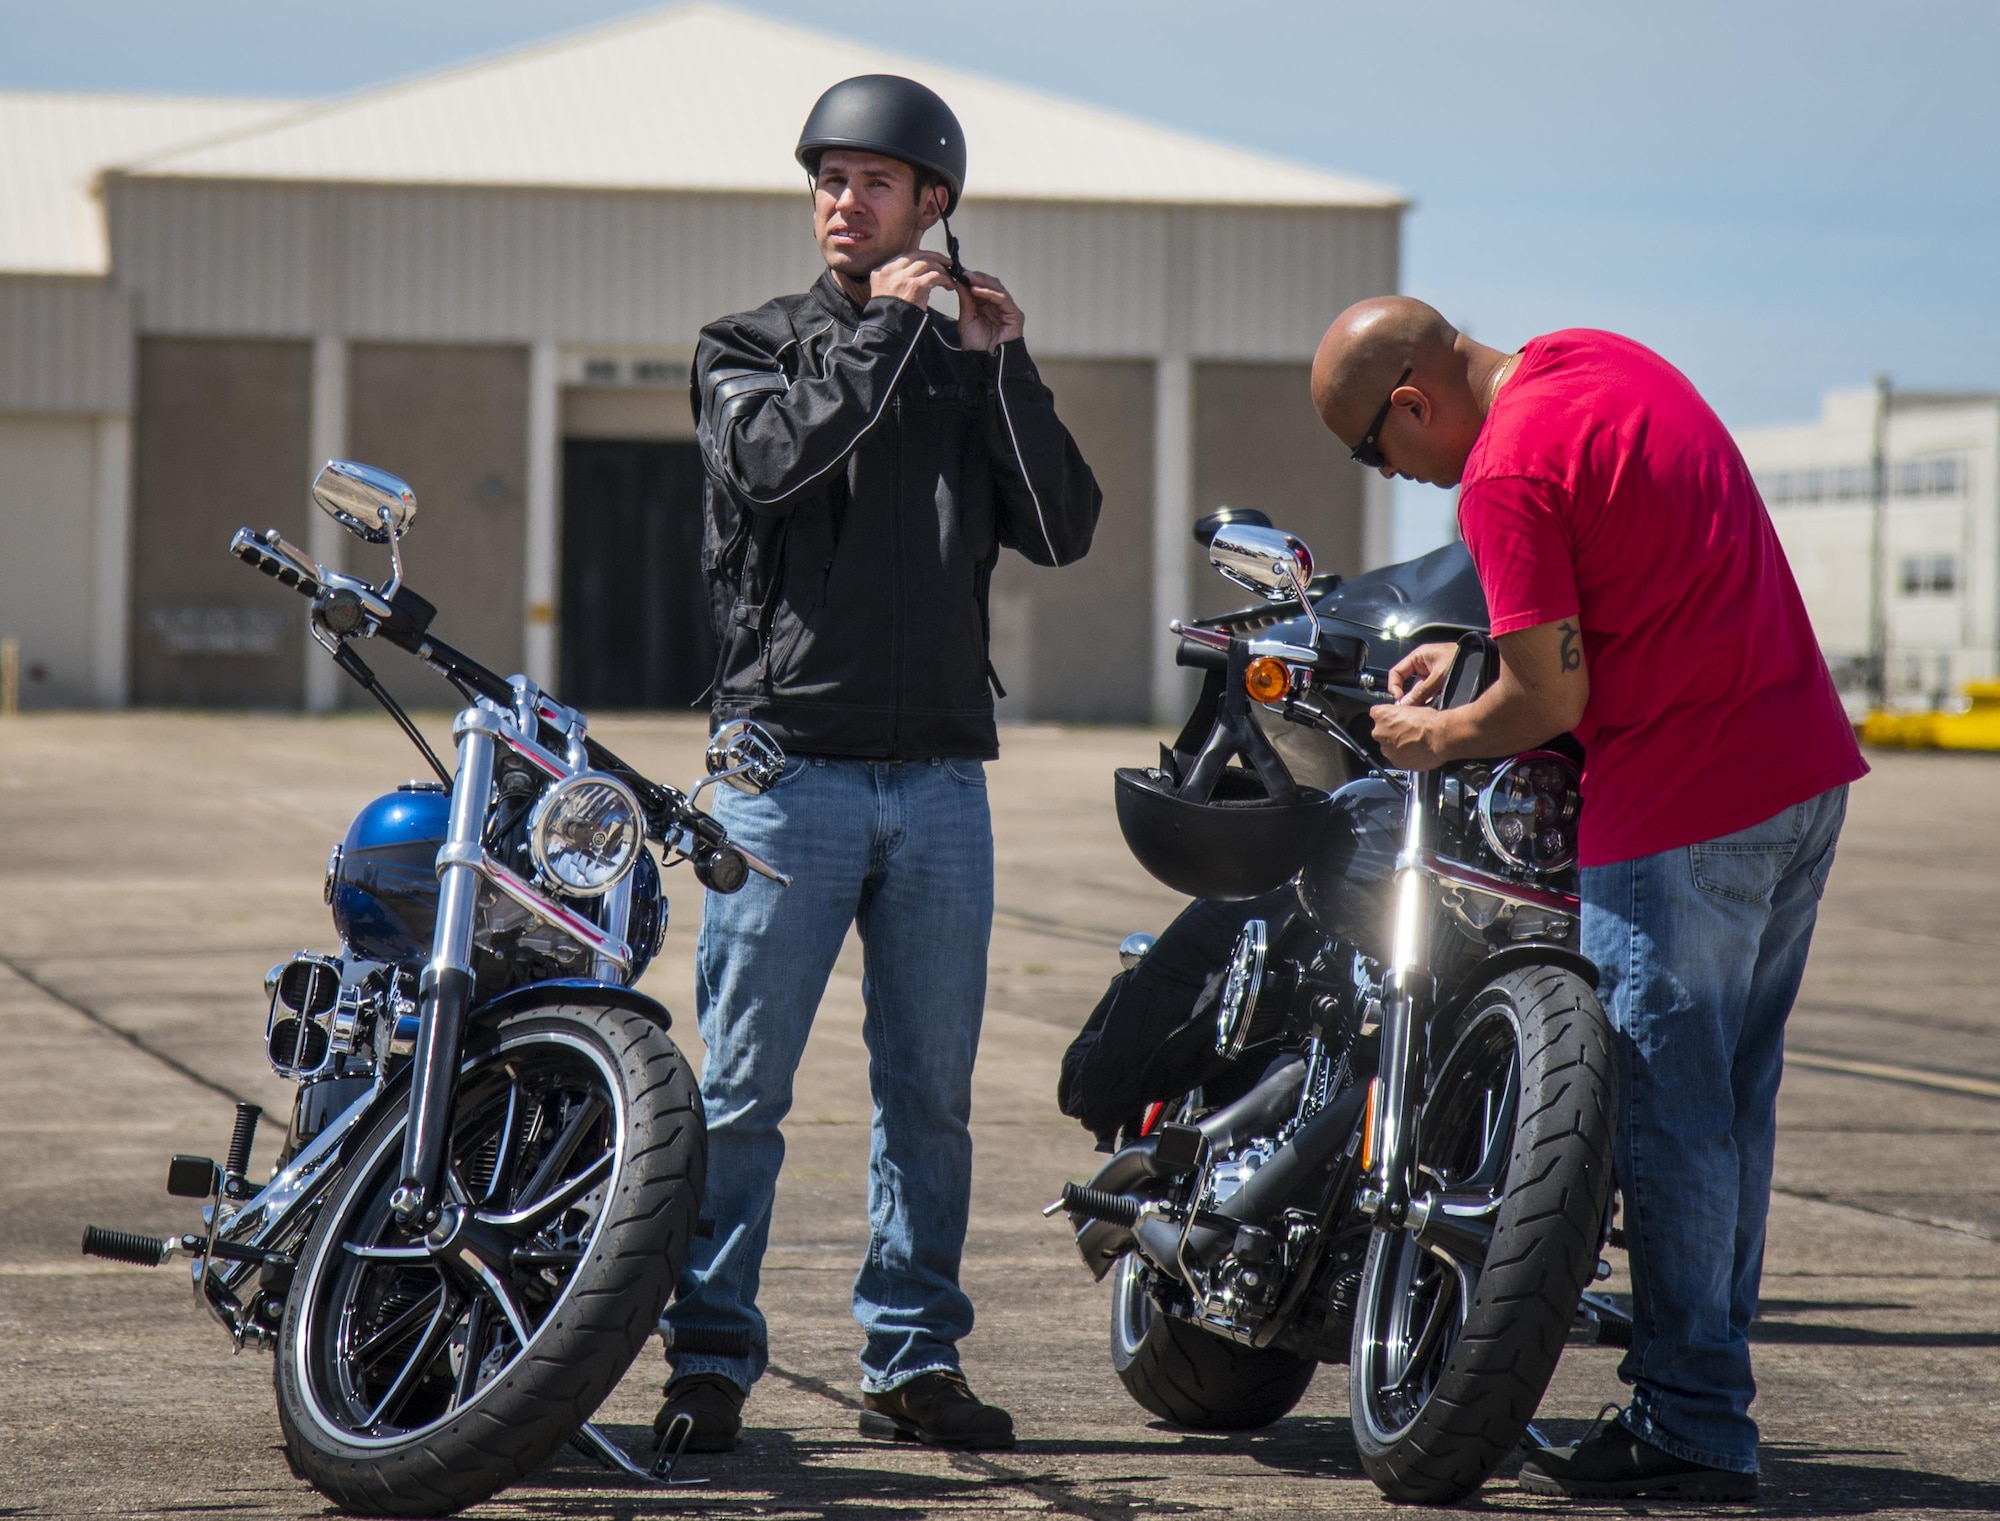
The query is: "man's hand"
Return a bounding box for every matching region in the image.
[1372,700,1454,770]
[1369,618,1589,771]
[954,270,1025,352]
[1385,642,1460,706]
[870,252,955,309]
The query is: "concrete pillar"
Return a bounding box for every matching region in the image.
[1150,352,1195,725]
[523,341,560,691]
[1361,470,1397,571]
[305,336,347,712]
[89,415,131,708]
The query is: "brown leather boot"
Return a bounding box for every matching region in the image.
[858,1370,1014,1450]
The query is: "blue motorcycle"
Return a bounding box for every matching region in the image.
[84,461,786,1515]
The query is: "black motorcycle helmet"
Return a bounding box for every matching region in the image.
[1114,637,1334,901]
[1115,765,1332,902]
[795,74,966,213]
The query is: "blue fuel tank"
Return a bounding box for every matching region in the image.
[329,783,450,966]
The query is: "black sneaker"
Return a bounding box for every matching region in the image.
[1519,1409,1757,1502]
[654,1373,746,1454]
[858,1370,1015,1451]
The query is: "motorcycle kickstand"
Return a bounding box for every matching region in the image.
[567,1413,709,1486]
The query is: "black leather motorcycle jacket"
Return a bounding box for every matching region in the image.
[694,270,1102,759]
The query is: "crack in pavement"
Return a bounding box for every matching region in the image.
[764,1362,1170,1521]
[1772,1184,1998,1243]
[0,951,252,1108]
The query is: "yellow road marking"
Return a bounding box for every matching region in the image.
[1786,1049,2000,1100]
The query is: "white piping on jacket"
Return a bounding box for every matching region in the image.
[995,341,1057,561]
[714,312,927,507]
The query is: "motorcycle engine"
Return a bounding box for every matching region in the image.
[1200,1137,1279,1212]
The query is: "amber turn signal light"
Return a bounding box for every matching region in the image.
[1244,655,1291,703]
[1360,1077,1380,1171]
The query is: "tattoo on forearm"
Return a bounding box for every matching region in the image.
[1558,622,1581,672]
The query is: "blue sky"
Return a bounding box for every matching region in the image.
[6,1,1993,554]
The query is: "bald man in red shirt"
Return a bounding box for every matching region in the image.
[1312,298,1865,1502]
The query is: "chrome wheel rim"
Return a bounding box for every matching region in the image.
[1353,1002,1520,1445]
[1110,1251,1157,1364]
[292,1030,624,1447]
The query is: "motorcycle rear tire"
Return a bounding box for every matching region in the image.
[1108,1252,1316,1429]
[274,1002,704,1517]
[1349,963,1614,1503]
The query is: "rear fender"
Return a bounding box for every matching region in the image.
[1074,1136,1170,1280]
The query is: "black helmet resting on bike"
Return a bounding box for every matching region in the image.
[795,74,967,213]
[1115,637,1333,902]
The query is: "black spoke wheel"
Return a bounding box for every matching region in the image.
[276,1003,702,1517]
[1349,964,1613,1503]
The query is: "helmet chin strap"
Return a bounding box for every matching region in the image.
[941,213,967,286]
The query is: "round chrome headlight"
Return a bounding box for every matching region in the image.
[528,772,643,897]
[1477,751,1583,873]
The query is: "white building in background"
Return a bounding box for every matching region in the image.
[1736,389,2000,708]
[0,3,1405,721]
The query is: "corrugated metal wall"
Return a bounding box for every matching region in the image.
[101,178,1399,360]
[0,275,132,412]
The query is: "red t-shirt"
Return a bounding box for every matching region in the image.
[1457,329,1866,867]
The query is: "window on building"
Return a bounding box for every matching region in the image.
[1928,455,1964,494]
[1899,553,1959,596]
[1834,465,1869,499]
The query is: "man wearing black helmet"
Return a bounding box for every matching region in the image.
[657,75,1102,1454]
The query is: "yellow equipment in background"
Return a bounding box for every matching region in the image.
[1861,681,2000,750]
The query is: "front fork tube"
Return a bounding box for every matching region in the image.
[1371,771,1437,1227]
[393,710,499,1224]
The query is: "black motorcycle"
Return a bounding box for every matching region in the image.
[1054,510,1619,1503]
[83,461,788,1515]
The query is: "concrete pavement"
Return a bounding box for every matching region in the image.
[2,713,1998,1518]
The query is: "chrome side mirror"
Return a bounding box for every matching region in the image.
[703,719,787,797]
[314,460,417,545]
[1210,522,1314,611]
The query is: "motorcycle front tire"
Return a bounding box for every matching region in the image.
[274,1001,704,1517]
[1349,963,1615,1503]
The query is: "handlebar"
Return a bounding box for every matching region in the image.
[231,528,324,598]
[229,525,783,883]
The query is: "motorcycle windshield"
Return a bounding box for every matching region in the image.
[1313,541,1487,637]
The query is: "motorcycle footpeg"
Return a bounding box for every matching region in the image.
[1059,1181,1142,1230]
[81,1225,179,1267]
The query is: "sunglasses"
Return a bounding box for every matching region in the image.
[1350,366,1413,470]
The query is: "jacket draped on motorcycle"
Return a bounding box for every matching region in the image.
[694,271,1102,759]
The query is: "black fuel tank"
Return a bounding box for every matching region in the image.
[1295,776,1402,951]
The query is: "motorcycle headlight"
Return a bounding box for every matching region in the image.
[1477,751,1583,873]
[528,773,643,897]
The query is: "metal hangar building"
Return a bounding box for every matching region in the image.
[0,3,1404,723]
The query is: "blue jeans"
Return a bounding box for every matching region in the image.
[1581,785,1847,1474]
[662,756,994,1394]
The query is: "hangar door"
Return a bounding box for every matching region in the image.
[560,439,715,709]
